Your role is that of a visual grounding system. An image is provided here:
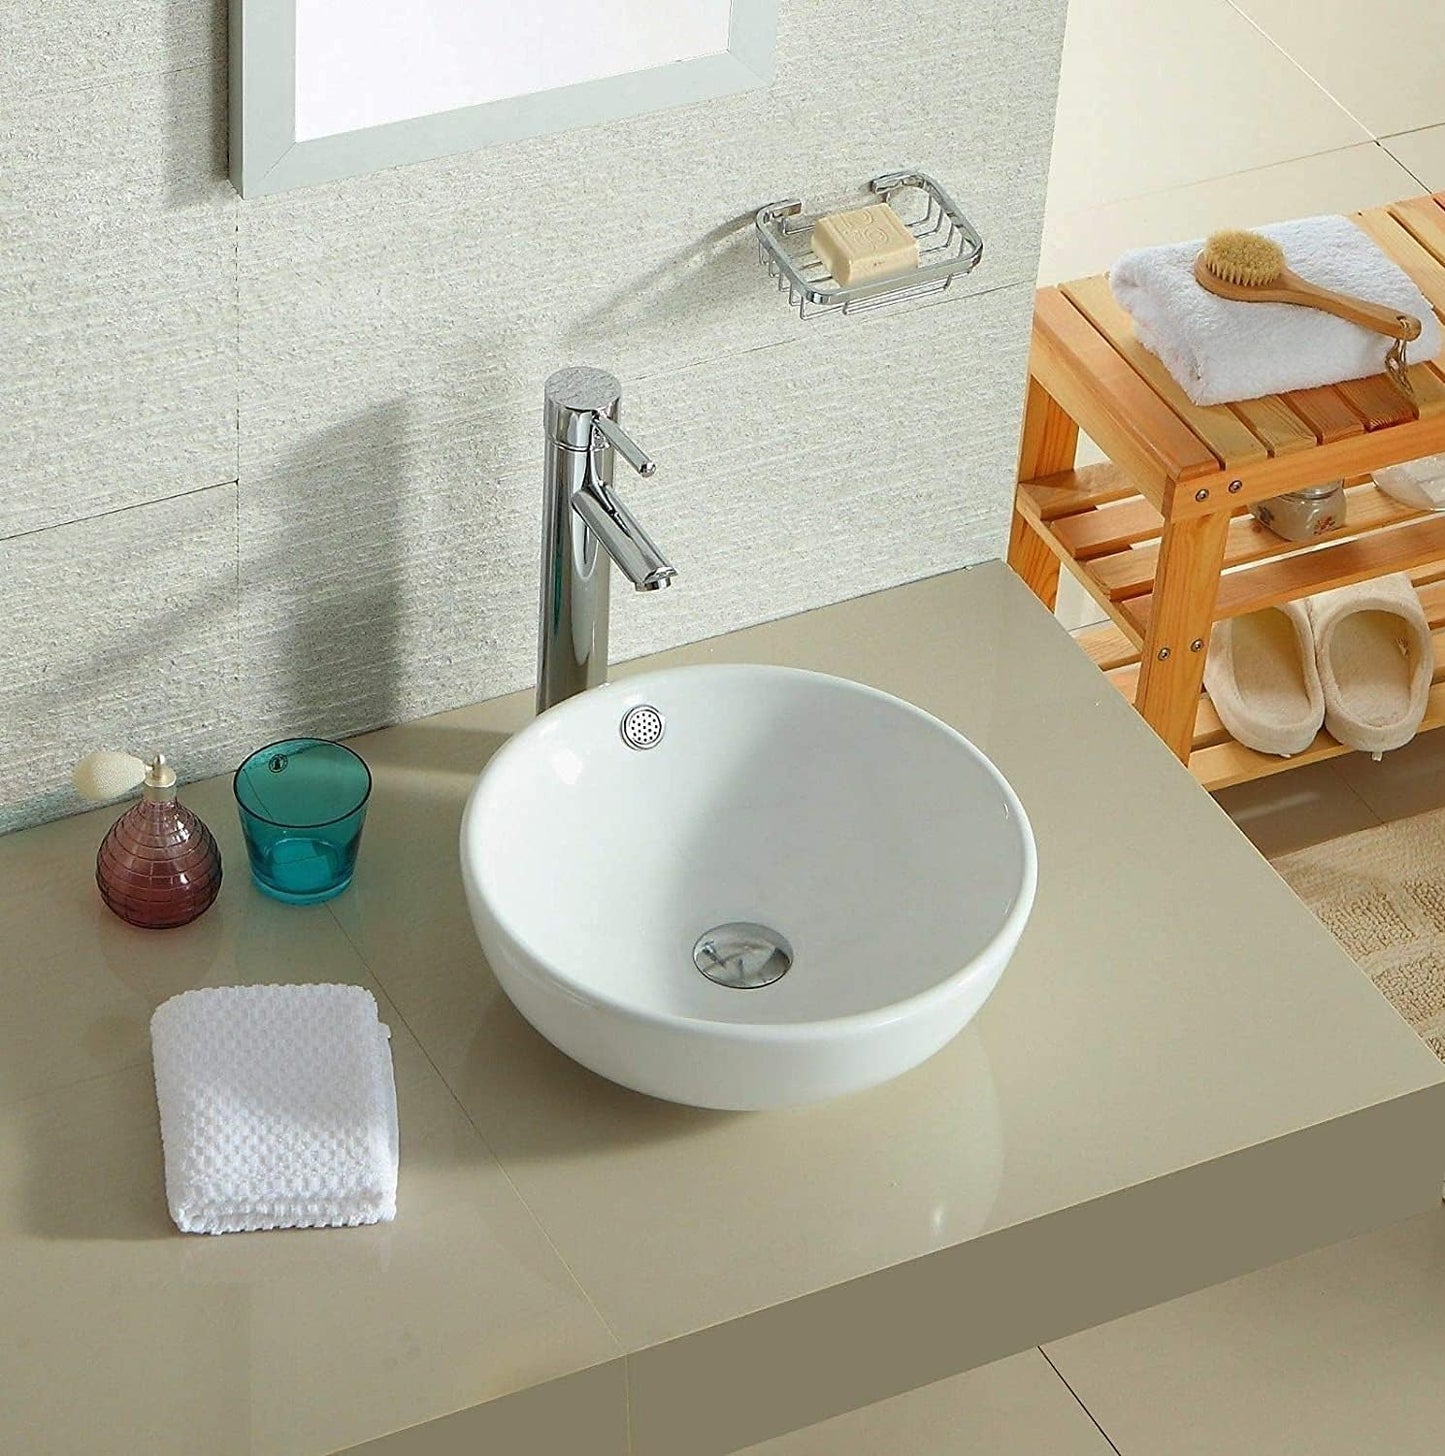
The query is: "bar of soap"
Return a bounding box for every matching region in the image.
[811,203,919,286]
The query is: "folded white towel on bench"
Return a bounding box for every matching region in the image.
[151,983,398,1235]
[1109,214,1441,405]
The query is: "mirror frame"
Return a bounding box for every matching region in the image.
[230,0,779,198]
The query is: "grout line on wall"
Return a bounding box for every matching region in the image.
[7,55,221,108]
[1378,139,1433,193]
[0,479,242,545]
[232,198,242,648]
[1220,0,1375,139]
[233,204,242,491]
[624,278,1033,386]
[1037,1347,1124,1455]
[1044,139,1399,225]
[627,332,799,384]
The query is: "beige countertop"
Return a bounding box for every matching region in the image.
[3,562,1442,1456]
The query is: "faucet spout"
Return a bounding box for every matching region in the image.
[572,479,676,592]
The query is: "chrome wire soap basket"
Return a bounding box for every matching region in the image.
[755,171,984,319]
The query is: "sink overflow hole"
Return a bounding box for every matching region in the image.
[693,923,793,989]
[620,704,665,750]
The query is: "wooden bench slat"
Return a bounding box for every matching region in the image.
[1102,662,1232,748]
[1282,384,1365,443]
[1354,207,1445,320]
[1087,482,1425,600]
[1192,680,1445,791]
[1059,275,1269,469]
[1389,195,1445,271]
[1126,511,1445,633]
[1072,622,1141,672]
[1416,575,1445,613]
[1106,582,1445,736]
[1410,363,1445,418]
[1229,395,1317,455]
[1016,462,1138,521]
[1051,495,1168,559]
[1337,372,1417,431]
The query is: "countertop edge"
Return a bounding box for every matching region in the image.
[619,1080,1445,1456]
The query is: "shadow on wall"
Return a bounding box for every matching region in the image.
[163,0,232,210]
[1,394,413,830]
[243,400,417,745]
[565,215,759,354]
[0,505,239,836]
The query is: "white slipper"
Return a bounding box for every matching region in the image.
[1304,573,1433,754]
[1203,602,1324,757]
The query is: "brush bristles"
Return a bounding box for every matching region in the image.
[1201,229,1286,288]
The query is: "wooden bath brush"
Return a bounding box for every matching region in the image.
[1195,228,1421,397]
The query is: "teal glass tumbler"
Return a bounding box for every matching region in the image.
[233,739,371,905]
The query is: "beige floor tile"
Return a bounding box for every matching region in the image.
[1045,0,1366,219]
[1044,1208,1445,1456]
[1214,757,1382,857]
[1041,142,1420,283]
[1384,125,1445,191]
[1334,726,1445,824]
[729,1351,1115,1456]
[1230,0,1445,139]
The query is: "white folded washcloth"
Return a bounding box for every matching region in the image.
[151,983,399,1235]
[1109,214,1442,405]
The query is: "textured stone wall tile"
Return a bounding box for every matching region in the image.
[555,283,1037,669]
[1,64,237,536]
[0,0,222,98]
[236,397,537,746]
[0,484,240,833]
[3,61,230,227]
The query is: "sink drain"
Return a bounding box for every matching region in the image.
[693,923,793,989]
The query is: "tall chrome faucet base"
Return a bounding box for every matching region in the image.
[536,368,675,716]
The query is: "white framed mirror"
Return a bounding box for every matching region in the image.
[230,0,779,198]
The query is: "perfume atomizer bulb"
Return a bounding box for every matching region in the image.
[74,750,175,802]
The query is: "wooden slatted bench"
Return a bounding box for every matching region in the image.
[1011,194,1445,790]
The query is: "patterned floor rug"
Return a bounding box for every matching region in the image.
[1272,810,1445,1063]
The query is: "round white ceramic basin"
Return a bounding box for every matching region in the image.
[460,665,1036,1110]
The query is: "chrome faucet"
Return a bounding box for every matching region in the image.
[536,367,676,714]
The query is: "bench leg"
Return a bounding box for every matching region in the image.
[1008,510,1061,608]
[1010,378,1080,610]
[1134,510,1231,763]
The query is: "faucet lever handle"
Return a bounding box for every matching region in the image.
[592,413,657,477]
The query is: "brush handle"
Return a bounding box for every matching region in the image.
[1193,256,1421,341]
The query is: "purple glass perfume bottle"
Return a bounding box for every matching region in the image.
[75,752,222,929]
